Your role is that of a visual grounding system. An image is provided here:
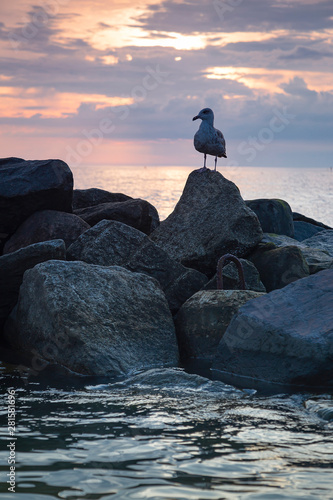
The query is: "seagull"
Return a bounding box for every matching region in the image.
[192,108,227,171]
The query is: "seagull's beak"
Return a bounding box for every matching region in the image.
[192,115,199,121]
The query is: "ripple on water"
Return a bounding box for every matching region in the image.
[1,365,332,499]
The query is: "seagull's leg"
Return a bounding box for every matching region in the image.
[214,157,217,170]
[199,153,207,172]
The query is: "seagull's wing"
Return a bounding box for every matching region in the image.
[210,128,227,157]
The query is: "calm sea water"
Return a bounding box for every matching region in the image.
[1,165,333,499]
[71,165,333,225]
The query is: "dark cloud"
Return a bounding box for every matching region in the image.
[136,0,333,34]
[280,46,333,60]
[0,0,332,167]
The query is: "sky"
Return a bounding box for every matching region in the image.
[0,0,333,168]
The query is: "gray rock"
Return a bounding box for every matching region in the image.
[4,261,178,376]
[3,210,90,254]
[67,220,208,313]
[0,158,73,236]
[300,248,333,274]
[249,244,309,292]
[302,230,333,257]
[212,269,333,388]
[261,233,333,275]
[293,212,332,230]
[73,188,132,210]
[204,258,266,292]
[293,221,325,241]
[0,240,66,333]
[261,233,303,248]
[246,198,294,237]
[74,198,159,235]
[150,169,262,276]
[175,290,265,361]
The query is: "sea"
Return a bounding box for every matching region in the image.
[0,165,332,500]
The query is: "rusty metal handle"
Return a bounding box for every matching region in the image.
[216,254,246,290]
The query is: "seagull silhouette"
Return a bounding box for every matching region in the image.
[192,108,227,171]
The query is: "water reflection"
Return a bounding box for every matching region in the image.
[0,368,332,499]
[71,165,333,225]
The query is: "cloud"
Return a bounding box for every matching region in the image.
[137,0,333,34]
[0,0,332,167]
[280,46,333,60]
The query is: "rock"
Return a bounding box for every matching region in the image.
[150,169,262,276]
[4,261,178,376]
[302,230,333,258]
[249,244,309,292]
[212,269,333,388]
[204,258,266,292]
[300,248,333,274]
[293,212,332,230]
[261,233,304,248]
[0,240,66,334]
[293,221,325,241]
[73,188,132,210]
[175,290,265,361]
[74,198,159,235]
[3,210,90,254]
[261,233,333,275]
[67,220,208,313]
[245,198,294,237]
[0,158,73,236]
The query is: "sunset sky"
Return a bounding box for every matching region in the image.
[1,0,333,168]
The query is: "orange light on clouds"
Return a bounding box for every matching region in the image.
[205,66,333,94]
[0,87,134,118]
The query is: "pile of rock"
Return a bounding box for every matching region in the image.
[1,157,332,389]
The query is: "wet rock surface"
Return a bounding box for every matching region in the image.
[212,269,333,388]
[4,261,178,376]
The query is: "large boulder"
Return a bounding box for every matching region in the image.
[175,290,264,361]
[249,244,309,292]
[245,198,294,237]
[4,261,178,376]
[3,210,90,254]
[67,220,208,313]
[204,258,266,292]
[212,269,333,388]
[293,221,325,241]
[260,233,333,274]
[150,169,262,276]
[293,212,331,230]
[0,240,66,334]
[73,188,132,210]
[74,198,159,235]
[302,230,333,258]
[0,158,73,237]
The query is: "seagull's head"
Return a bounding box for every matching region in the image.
[192,108,214,123]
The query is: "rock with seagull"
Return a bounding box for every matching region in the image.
[192,108,227,171]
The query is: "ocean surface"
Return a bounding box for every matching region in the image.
[1,165,333,500]
[71,165,333,225]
